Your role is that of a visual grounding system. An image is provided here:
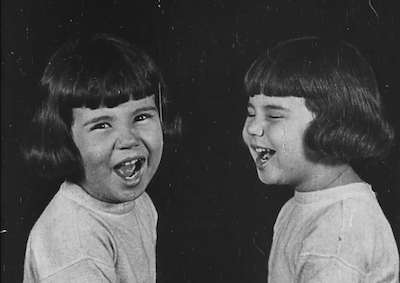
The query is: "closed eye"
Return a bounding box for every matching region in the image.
[246,108,255,117]
[266,110,285,120]
[268,115,284,119]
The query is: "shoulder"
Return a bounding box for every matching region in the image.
[299,186,398,276]
[338,188,395,240]
[337,191,398,263]
[28,188,78,243]
[300,188,394,251]
[29,189,117,252]
[26,189,117,280]
[302,184,392,237]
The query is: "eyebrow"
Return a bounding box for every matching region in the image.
[82,105,158,126]
[82,115,115,127]
[247,103,290,112]
[133,105,158,114]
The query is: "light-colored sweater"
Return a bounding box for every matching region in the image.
[23,181,158,283]
[268,182,399,283]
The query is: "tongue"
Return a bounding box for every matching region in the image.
[116,161,142,178]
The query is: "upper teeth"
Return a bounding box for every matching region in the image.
[255,148,273,154]
[121,159,139,166]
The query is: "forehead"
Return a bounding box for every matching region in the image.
[248,94,307,111]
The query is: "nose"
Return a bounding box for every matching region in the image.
[244,117,264,137]
[116,126,140,149]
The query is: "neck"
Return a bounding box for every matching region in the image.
[295,164,362,193]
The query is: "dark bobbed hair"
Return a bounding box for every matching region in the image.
[22,33,181,183]
[244,36,394,165]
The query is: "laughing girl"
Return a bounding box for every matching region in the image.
[22,33,179,283]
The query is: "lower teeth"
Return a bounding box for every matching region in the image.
[260,154,269,162]
[259,150,275,163]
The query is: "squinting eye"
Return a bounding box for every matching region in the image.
[134,113,153,122]
[91,123,111,131]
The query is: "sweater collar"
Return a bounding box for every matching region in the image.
[294,182,373,206]
[60,181,137,215]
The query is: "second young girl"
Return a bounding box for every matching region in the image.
[242,36,399,282]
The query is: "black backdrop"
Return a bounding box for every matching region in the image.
[2,0,399,282]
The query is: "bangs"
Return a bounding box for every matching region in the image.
[42,35,161,109]
[244,37,337,99]
[243,53,305,98]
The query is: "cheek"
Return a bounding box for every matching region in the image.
[74,137,107,169]
[146,126,164,155]
[242,121,250,143]
[147,135,163,173]
[151,137,163,157]
[79,147,105,171]
[278,125,307,155]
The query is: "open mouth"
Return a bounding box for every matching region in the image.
[114,158,145,180]
[255,148,275,164]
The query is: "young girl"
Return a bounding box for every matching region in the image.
[242,37,399,282]
[22,33,179,282]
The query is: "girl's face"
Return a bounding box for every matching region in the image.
[71,95,163,203]
[243,94,318,191]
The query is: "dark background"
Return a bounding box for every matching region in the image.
[2,0,399,282]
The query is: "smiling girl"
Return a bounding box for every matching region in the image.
[22,33,179,283]
[242,37,399,282]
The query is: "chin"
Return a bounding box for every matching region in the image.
[257,171,284,186]
[257,173,274,185]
